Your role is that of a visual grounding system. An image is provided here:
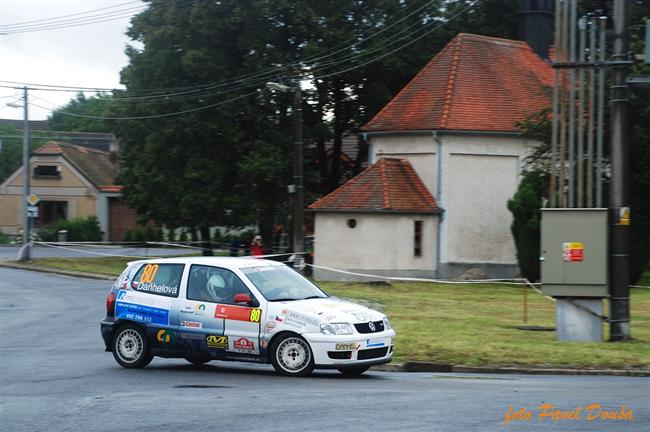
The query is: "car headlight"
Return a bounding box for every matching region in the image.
[383,317,392,330]
[319,322,353,335]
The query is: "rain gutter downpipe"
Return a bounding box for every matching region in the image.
[432,131,443,278]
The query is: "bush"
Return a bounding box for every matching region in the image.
[508,171,546,281]
[37,216,103,242]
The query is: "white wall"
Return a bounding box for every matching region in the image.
[314,213,438,274]
[368,132,538,269]
[371,135,438,196]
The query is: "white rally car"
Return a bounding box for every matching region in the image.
[100,257,395,376]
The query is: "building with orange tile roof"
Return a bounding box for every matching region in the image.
[0,141,137,241]
[310,33,552,280]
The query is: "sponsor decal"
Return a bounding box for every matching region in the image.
[366,338,385,348]
[283,312,320,329]
[206,335,228,349]
[133,281,179,296]
[156,329,175,344]
[233,337,256,353]
[335,343,360,351]
[214,304,262,323]
[115,290,170,325]
[265,321,277,333]
[274,315,284,322]
[195,304,206,315]
[181,320,202,329]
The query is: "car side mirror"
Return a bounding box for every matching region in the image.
[234,293,252,305]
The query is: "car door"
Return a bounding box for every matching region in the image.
[178,264,261,359]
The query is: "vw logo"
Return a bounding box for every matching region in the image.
[368,321,376,332]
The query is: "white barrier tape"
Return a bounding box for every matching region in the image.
[145,241,207,250]
[34,242,157,258]
[631,285,650,289]
[307,263,529,285]
[242,252,304,259]
[306,263,558,302]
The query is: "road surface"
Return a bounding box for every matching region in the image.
[1,268,648,432]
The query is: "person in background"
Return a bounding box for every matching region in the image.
[250,235,264,257]
[229,236,240,257]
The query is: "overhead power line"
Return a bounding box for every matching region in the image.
[0,0,437,98]
[0,1,148,35]
[10,0,480,120]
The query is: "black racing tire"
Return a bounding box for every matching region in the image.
[112,324,153,368]
[270,333,315,377]
[186,357,211,366]
[337,366,370,376]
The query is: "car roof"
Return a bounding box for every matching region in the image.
[126,256,287,271]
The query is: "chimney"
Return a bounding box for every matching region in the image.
[518,0,555,60]
[109,139,119,165]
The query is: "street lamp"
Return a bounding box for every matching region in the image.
[6,87,31,261]
[266,81,304,272]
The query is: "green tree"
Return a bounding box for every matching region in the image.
[48,93,113,132]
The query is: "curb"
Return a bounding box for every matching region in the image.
[372,361,650,377]
[0,262,115,280]
[2,262,650,378]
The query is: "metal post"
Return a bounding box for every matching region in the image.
[550,0,562,208]
[567,0,577,208]
[596,17,606,207]
[20,86,31,261]
[608,2,630,341]
[587,16,596,208]
[293,85,305,273]
[577,16,586,208]
[559,0,569,208]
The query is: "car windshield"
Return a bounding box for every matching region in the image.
[241,265,328,302]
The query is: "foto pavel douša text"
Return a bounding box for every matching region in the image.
[504,403,634,426]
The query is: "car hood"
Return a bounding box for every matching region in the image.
[279,297,385,324]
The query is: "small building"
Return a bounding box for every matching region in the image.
[308,158,440,280]
[0,141,137,241]
[310,33,552,280]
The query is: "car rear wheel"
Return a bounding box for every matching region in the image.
[337,366,370,376]
[112,324,153,368]
[270,334,315,377]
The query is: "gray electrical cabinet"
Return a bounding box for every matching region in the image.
[541,208,608,297]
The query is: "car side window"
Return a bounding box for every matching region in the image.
[131,263,183,298]
[187,264,252,305]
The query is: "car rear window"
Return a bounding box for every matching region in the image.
[131,263,184,298]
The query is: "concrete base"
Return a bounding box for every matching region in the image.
[556,298,604,342]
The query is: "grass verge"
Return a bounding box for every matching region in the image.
[23,257,650,369]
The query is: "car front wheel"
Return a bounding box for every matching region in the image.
[270,334,315,377]
[112,324,153,368]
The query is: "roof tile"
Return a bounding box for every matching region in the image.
[308,158,438,213]
[362,33,552,133]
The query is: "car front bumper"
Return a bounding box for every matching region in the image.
[305,329,396,368]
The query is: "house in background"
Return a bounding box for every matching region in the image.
[310,32,552,280]
[0,141,137,241]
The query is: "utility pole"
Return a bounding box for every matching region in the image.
[292,84,305,273]
[20,87,31,261]
[608,0,631,341]
[266,81,305,273]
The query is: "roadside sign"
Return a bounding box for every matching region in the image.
[27,205,38,218]
[26,193,40,206]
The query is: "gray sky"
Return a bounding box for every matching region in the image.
[0,0,143,121]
